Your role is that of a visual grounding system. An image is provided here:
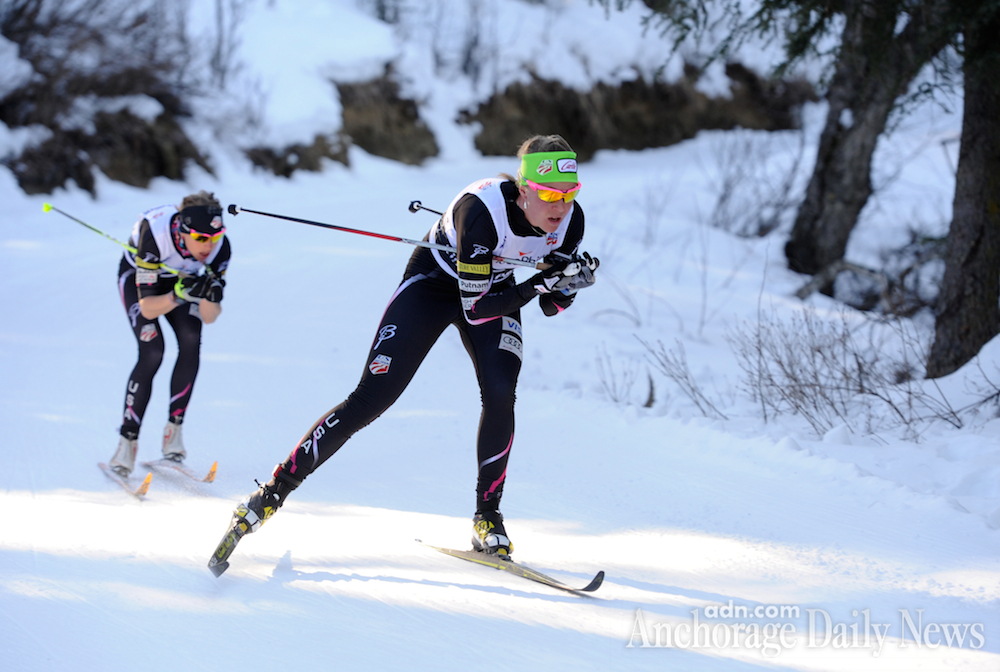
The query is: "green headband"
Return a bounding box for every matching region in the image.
[519,151,578,184]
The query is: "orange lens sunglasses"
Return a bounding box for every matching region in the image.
[522,178,582,203]
[189,229,225,243]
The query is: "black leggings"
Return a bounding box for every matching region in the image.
[118,260,202,438]
[278,269,524,512]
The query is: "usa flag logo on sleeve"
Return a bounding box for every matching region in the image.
[369,354,392,375]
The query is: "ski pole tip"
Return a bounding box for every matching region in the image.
[227,204,240,216]
[408,200,421,213]
[42,202,53,213]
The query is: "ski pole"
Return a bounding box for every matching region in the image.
[408,200,443,216]
[407,200,575,267]
[43,202,140,255]
[228,204,553,269]
[43,203,199,278]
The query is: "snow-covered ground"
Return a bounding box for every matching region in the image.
[1,1,998,670]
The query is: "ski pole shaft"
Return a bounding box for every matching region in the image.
[43,202,193,277]
[43,202,138,254]
[229,204,549,269]
[408,200,572,268]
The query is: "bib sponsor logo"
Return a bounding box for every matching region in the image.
[458,261,491,275]
[369,354,392,375]
[471,244,491,259]
[502,318,522,336]
[499,334,523,361]
[139,324,158,342]
[136,269,157,285]
[459,278,490,293]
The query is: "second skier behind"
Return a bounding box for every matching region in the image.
[108,191,230,477]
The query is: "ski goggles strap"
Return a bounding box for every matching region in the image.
[519,151,578,185]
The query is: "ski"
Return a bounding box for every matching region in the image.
[418,540,604,594]
[98,463,153,499]
[141,458,217,483]
[207,515,250,577]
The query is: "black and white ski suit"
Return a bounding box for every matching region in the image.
[117,204,231,439]
[275,178,585,511]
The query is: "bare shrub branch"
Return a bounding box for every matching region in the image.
[705,128,807,238]
[596,344,648,407]
[640,337,728,420]
[727,306,961,438]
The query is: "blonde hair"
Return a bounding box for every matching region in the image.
[179,190,221,210]
[516,134,574,157]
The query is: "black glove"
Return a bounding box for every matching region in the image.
[558,252,599,295]
[532,252,599,294]
[173,274,211,303]
[203,276,225,303]
[532,255,578,294]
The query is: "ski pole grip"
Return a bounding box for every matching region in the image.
[408,200,444,216]
[536,251,574,271]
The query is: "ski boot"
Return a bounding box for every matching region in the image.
[162,420,186,462]
[109,434,138,477]
[233,479,288,534]
[209,470,298,577]
[472,510,513,558]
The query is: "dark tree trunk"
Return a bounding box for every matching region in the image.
[925,13,1000,379]
[785,0,952,277]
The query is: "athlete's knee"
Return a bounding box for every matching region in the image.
[479,372,518,408]
[346,380,399,425]
[137,337,165,368]
[175,330,202,354]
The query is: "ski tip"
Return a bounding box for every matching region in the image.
[203,461,218,483]
[209,560,229,578]
[136,472,153,497]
